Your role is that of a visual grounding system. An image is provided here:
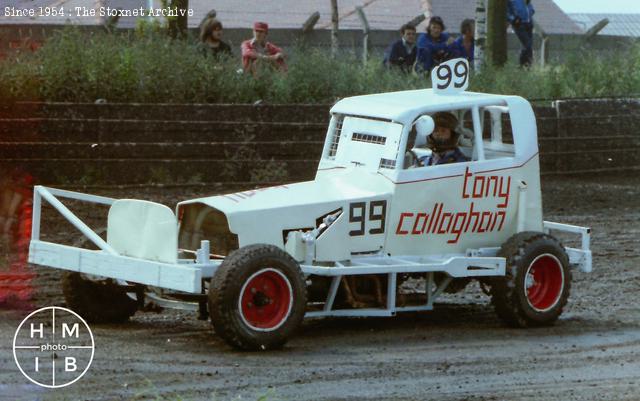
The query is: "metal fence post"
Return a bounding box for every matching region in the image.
[355,6,370,66]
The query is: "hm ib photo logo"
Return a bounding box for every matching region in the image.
[12,306,94,388]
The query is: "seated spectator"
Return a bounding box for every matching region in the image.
[508,0,535,67]
[241,22,287,75]
[416,16,454,73]
[199,18,232,58]
[383,24,417,72]
[449,19,475,65]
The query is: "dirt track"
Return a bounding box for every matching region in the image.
[1,175,639,401]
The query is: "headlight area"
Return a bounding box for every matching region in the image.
[178,203,238,259]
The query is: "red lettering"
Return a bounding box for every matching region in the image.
[448,212,467,244]
[222,195,240,203]
[437,212,453,234]
[462,167,472,198]
[472,176,485,198]
[426,204,439,233]
[397,198,509,240]
[497,176,511,208]
[489,210,499,231]
[411,213,429,235]
[486,176,499,197]
[464,202,480,232]
[431,203,443,233]
[477,211,493,233]
[487,213,496,231]
[495,210,506,230]
[396,212,414,235]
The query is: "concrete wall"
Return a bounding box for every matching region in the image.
[1,23,638,62]
[0,99,638,188]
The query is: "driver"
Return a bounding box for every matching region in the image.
[415,112,468,166]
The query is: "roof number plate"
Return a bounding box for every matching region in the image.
[431,58,470,95]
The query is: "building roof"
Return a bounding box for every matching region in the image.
[430,0,583,35]
[0,0,584,35]
[569,13,640,37]
[201,0,425,31]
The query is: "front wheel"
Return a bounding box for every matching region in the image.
[490,232,571,327]
[208,244,307,351]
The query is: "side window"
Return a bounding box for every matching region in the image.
[403,105,514,169]
[480,106,515,160]
[461,107,516,161]
[404,108,474,170]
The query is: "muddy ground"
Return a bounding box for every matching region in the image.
[1,175,639,401]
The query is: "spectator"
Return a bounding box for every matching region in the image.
[508,0,535,67]
[383,24,417,72]
[416,16,454,73]
[241,22,287,75]
[449,19,475,65]
[199,18,232,58]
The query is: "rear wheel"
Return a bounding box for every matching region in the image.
[61,229,140,323]
[208,244,307,351]
[62,272,140,323]
[490,232,571,327]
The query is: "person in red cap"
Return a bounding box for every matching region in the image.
[241,22,287,75]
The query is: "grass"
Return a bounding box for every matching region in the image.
[1,27,639,104]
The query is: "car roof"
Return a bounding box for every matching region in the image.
[330,89,510,123]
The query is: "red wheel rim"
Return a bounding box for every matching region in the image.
[525,254,564,312]
[238,268,293,332]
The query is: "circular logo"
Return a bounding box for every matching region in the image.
[12,307,94,388]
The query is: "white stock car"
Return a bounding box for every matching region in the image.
[29,59,592,350]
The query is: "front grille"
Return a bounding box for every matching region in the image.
[328,116,344,157]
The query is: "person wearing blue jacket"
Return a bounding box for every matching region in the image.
[383,24,417,73]
[508,0,535,67]
[416,16,453,73]
[449,19,475,65]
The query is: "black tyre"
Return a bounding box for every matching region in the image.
[208,244,307,351]
[490,231,571,327]
[62,272,139,323]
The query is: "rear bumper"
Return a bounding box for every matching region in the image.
[29,240,207,293]
[543,221,592,273]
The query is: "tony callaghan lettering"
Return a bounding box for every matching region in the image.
[4,6,194,18]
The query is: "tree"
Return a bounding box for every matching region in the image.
[474,0,487,70]
[330,0,339,58]
[486,0,507,66]
[166,0,189,39]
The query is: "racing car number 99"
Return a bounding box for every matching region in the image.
[431,58,470,94]
[349,200,387,236]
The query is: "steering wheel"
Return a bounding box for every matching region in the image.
[405,150,423,168]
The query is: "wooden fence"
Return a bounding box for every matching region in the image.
[0,99,638,188]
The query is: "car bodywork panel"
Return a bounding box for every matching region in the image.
[177,168,394,259]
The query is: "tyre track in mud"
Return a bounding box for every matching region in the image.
[1,175,639,400]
